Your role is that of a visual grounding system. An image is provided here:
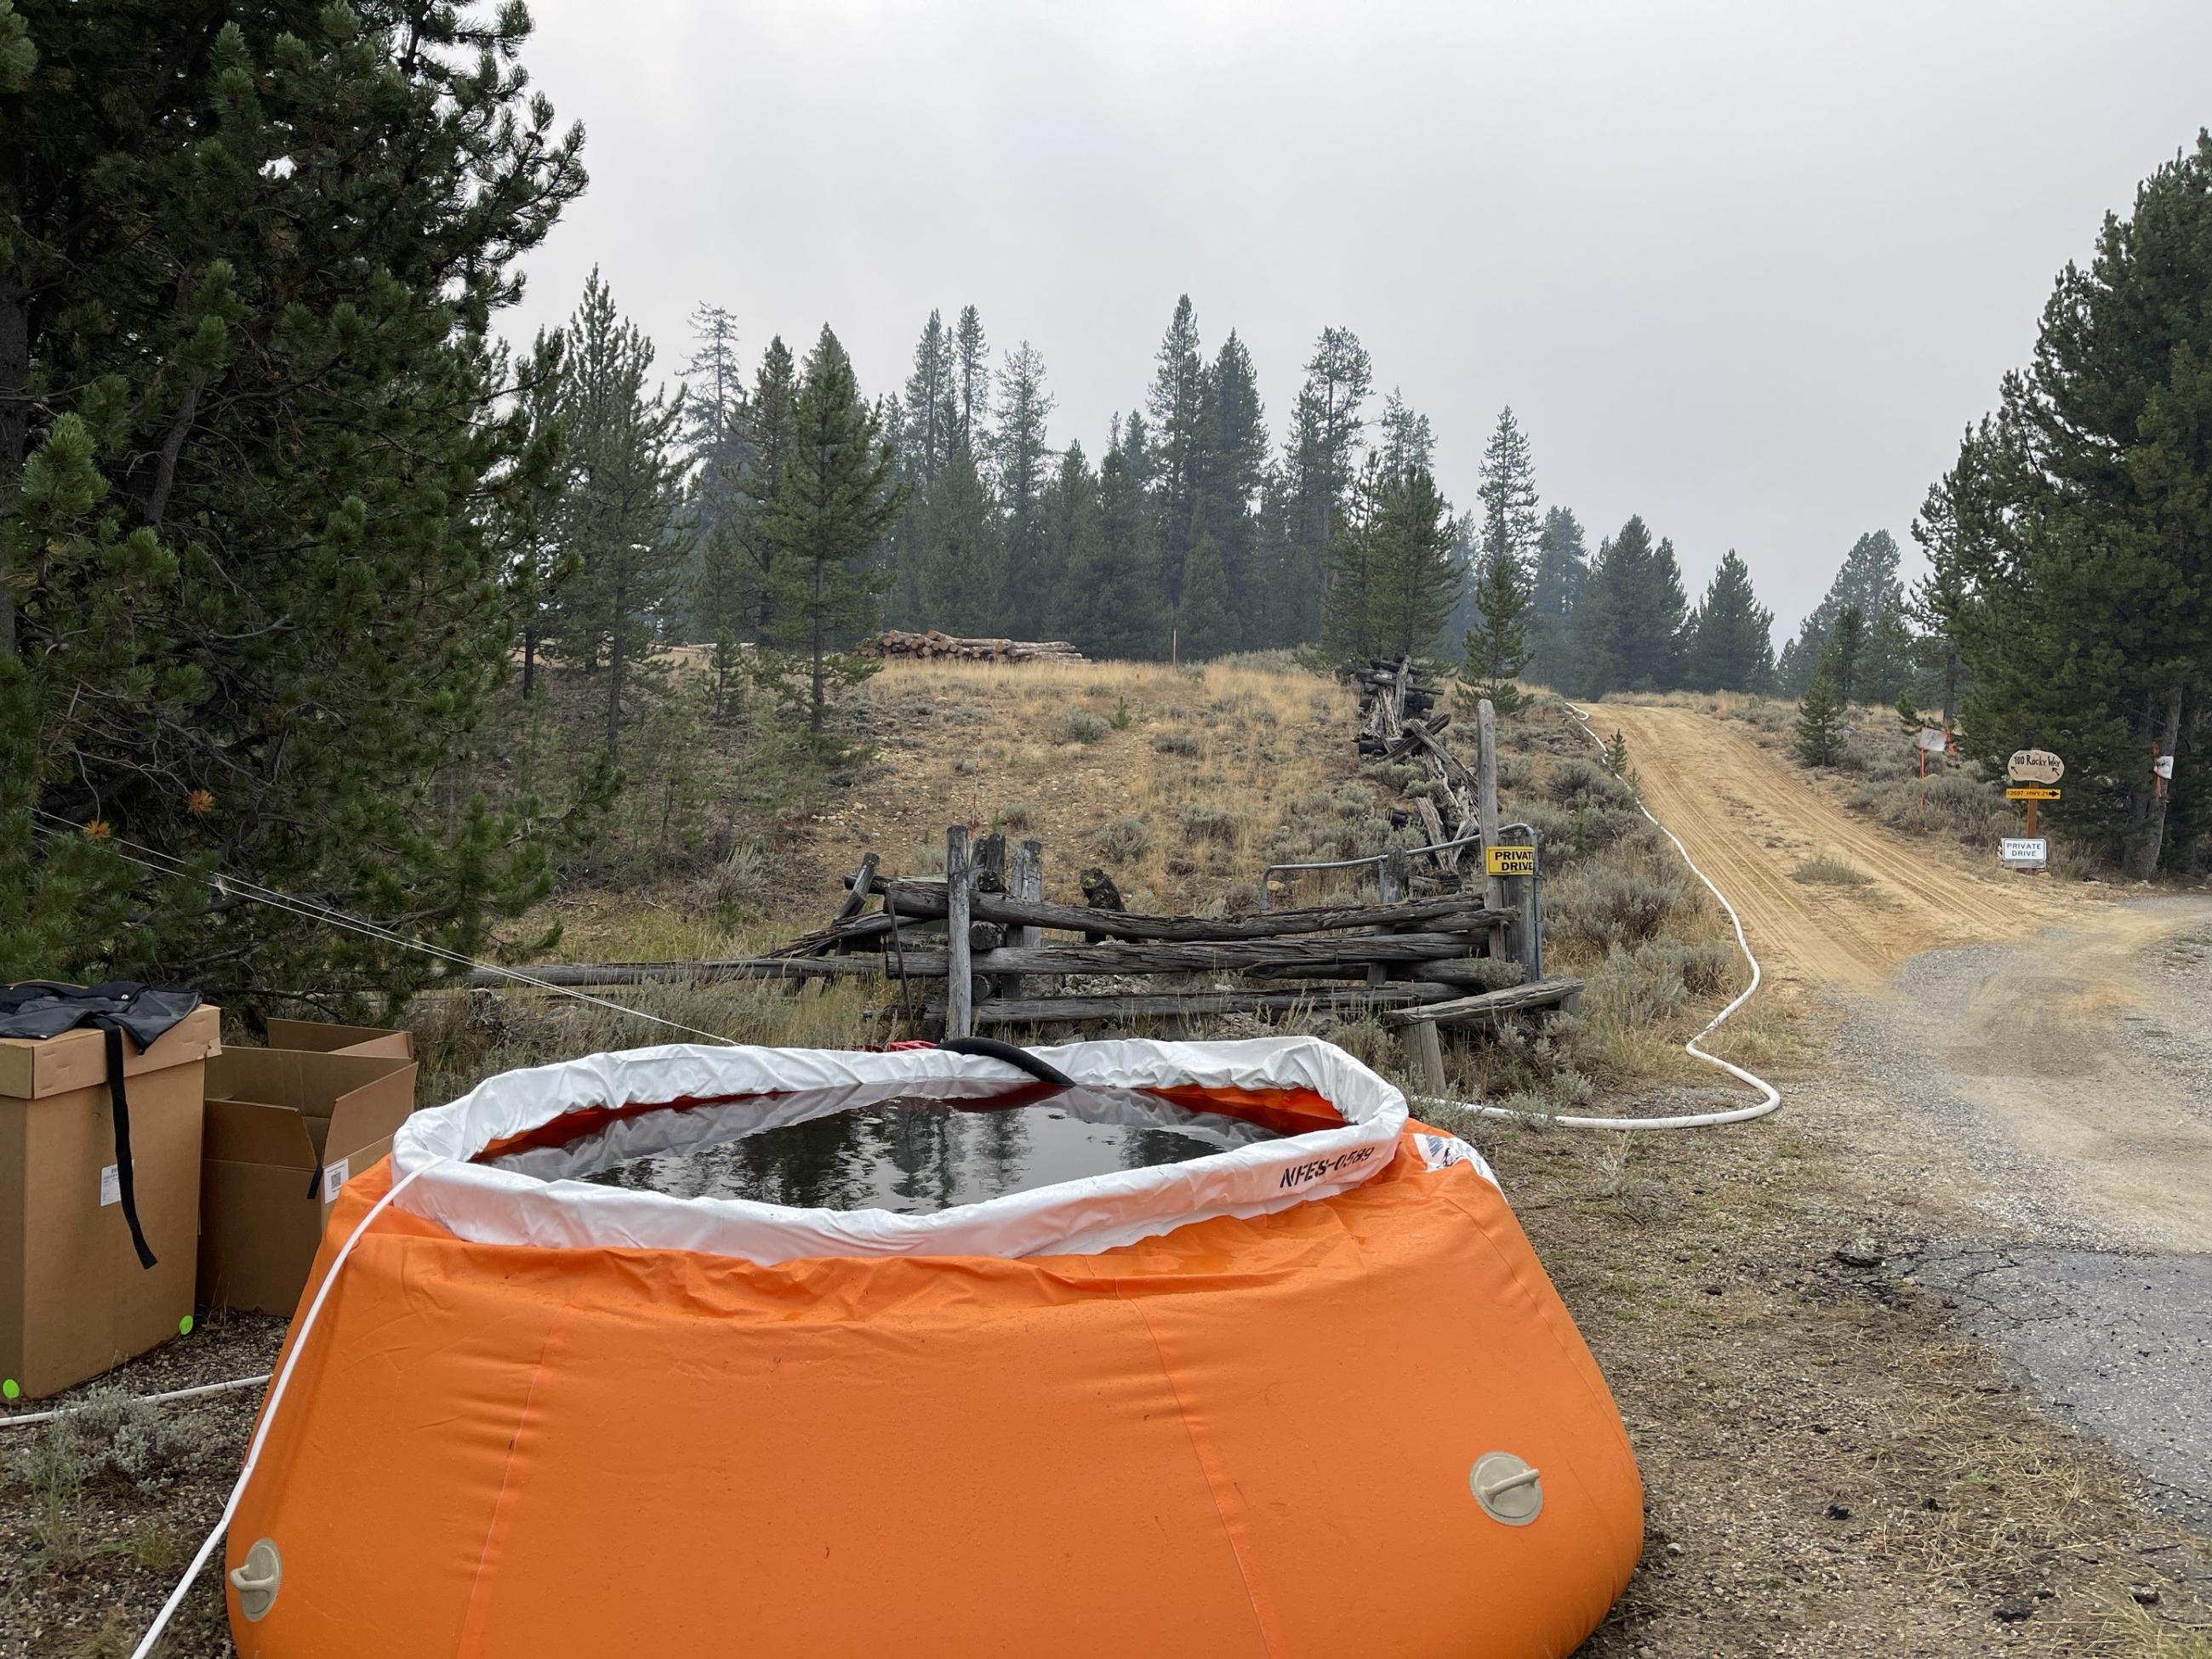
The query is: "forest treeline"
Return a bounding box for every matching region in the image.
[551,267,1947,721]
[3,4,2206,1009]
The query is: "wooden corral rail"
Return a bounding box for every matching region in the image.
[1390,977,1586,1099]
[788,886,1512,949]
[885,983,1465,1028]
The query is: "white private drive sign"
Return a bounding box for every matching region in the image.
[2000,837,2049,869]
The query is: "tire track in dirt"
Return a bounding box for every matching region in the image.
[1585,702,2066,992]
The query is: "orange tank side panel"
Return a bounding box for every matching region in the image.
[229,1142,1639,1659]
[1083,1153,1642,1657]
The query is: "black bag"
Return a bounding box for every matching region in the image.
[0,982,205,1269]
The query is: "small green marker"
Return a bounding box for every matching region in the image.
[2,1379,18,1401]
[179,1314,195,1337]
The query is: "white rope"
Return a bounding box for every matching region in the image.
[31,813,738,1046]
[1415,698,1781,1132]
[0,1372,271,1431]
[129,1159,445,1659]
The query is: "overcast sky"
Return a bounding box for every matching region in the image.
[505,0,2212,633]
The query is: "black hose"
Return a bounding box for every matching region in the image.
[937,1035,1076,1090]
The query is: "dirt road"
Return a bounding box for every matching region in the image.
[1588,701,2064,990]
[1588,698,2212,1250]
[1587,697,2212,1548]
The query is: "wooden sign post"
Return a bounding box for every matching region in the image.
[2006,750,2064,844]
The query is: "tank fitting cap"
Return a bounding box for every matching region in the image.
[1470,1451,1544,1525]
[230,1538,282,1622]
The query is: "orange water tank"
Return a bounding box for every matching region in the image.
[224,1038,1641,1656]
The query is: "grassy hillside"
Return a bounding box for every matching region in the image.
[415,653,1787,1121]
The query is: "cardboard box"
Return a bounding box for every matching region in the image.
[0,1006,219,1400]
[262,1018,414,1062]
[197,1048,418,1316]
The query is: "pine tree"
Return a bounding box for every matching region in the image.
[993,343,1055,635]
[1778,531,1903,695]
[1574,516,1690,695]
[1175,533,1236,661]
[881,311,956,628]
[1324,458,1457,661]
[1919,262,2212,873]
[761,327,904,739]
[1604,729,1633,778]
[1859,591,1916,706]
[1247,467,1305,650]
[1475,408,1542,578]
[1370,465,1460,661]
[1146,296,1206,604]
[510,332,570,704]
[696,521,748,718]
[543,269,687,762]
[1044,442,1103,641]
[1378,390,1435,473]
[1463,547,1532,710]
[0,2,585,999]
[1793,666,1844,767]
[1192,331,1268,639]
[917,437,1002,636]
[1685,550,1776,693]
[1465,407,1542,705]
[1288,327,1373,644]
[953,304,990,449]
[902,310,957,487]
[1527,506,1589,689]
[733,336,799,637]
[1320,455,1388,659]
[1062,427,1167,659]
[1826,606,1867,707]
[1907,474,1981,727]
[678,302,750,635]
[685,331,758,721]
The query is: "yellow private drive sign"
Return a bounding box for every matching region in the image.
[1485,844,1536,877]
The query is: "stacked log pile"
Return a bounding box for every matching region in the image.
[1354,657,1482,873]
[861,630,1085,664]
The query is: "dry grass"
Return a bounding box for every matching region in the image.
[1793,852,1873,886]
[504,654,1360,962]
[836,655,1358,915]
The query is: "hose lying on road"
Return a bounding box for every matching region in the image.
[1415,700,1782,1132]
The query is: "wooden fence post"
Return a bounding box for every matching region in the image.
[976,831,1007,894]
[945,825,974,1038]
[1515,864,1544,981]
[1405,1018,1448,1098]
[1006,838,1044,997]
[1476,698,1504,961]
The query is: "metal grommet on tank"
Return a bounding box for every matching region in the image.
[230,1537,282,1621]
[1470,1451,1544,1525]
